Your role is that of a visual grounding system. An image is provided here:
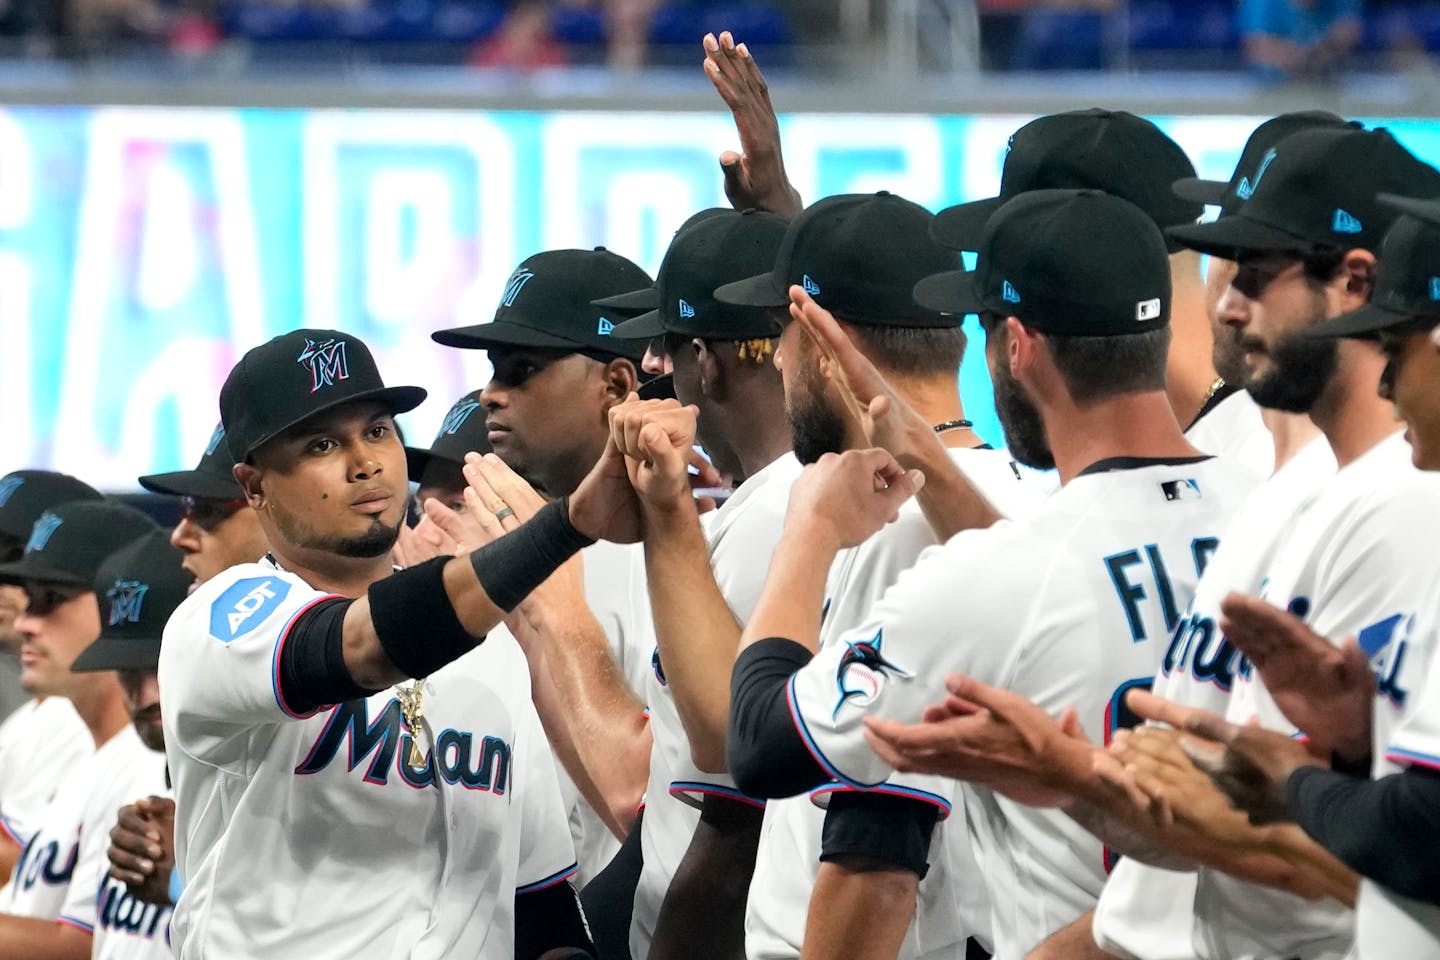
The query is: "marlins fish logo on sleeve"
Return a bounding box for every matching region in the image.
[833,629,910,719]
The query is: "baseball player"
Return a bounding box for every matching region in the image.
[593,206,797,959]
[138,423,267,590]
[0,500,161,957]
[1161,126,1440,960]
[725,189,1258,959]
[1086,110,1354,960]
[159,329,596,958]
[431,249,659,876]
[66,530,186,960]
[0,471,100,878]
[706,191,1043,960]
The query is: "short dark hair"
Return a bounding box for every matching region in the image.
[1302,248,1348,287]
[842,321,967,378]
[980,311,1170,405]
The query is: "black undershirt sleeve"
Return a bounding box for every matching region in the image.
[277,597,373,715]
[1287,764,1440,903]
[820,792,940,878]
[514,880,596,960]
[727,637,830,798]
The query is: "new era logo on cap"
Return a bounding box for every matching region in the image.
[1332,209,1364,234]
[26,512,62,552]
[502,269,535,307]
[296,339,350,394]
[802,275,821,296]
[1235,148,1278,201]
[204,424,226,457]
[1136,298,1162,321]
[1002,281,1021,304]
[0,477,20,508]
[1431,278,1440,302]
[678,299,696,319]
[106,579,149,627]
[597,318,614,336]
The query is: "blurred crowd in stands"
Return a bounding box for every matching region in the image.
[0,0,1434,78]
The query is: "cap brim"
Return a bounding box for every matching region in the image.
[610,311,666,339]
[638,374,677,402]
[931,197,1002,251]
[1171,177,1229,206]
[0,559,88,588]
[1378,193,1440,226]
[71,636,160,672]
[243,385,427,461]
[1166,214,1317,259]
[713,273,789,308]
[431,321,586,352]
[137,469,240,499]
[913,270,982,316]
[592,287,659,313]
[1307,302,1437,340]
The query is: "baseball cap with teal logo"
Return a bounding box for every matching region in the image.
[0,501,159,589]
[404,389,493,484]
[0,471,103,545]
[1308,208,1440,339]
[139,422,245,500]
[72,529,189,672]
[1172,111,1354,216]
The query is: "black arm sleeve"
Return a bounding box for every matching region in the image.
[820,791,940,879]
[515,879,596,960]
[727,637,830,798]
[1287,764,1440,903]
[277,597,373,715]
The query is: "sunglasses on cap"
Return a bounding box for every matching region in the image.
[23,582,88,617]
[180,496,248,533]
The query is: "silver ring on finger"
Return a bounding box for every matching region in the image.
[494,506,515,522]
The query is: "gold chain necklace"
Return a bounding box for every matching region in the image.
[396,679,427,766]
[1200,376,1226,409]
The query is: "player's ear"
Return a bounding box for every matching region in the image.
[1340,248,1376,309]
[601,357,639,403]
[1004,316,1028,374]
[694,340,723,399]
[233,462,265,509]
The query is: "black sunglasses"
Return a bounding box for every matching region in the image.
[180,496,247,533]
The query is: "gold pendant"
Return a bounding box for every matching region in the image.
[398,680,426,767]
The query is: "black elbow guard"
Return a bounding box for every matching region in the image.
[278,597,371,714]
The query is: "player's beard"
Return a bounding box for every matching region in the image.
[1244,301,1340,413]
[270,500,402,559]
[786,362,848,465]
[992,364,1055,470]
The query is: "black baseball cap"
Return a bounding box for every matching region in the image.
[1172,112,1354,215]
[138,423,243,500]
[405,390,491,483]
[1308,211,1440,339]
[72,530,188,672]
[713,192,957,328]
[432,248,652,361]
[1168,128,1440,261]
[914,189,1171,335]
[931,109,1202,255]
[0,471,103,543]
[219,329,426,463]
[591,210,735,328]
[603,209,790,340]
[0,501,159,588]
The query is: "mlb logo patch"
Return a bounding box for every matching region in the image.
[1161,478,1202,501]
[1136,298,1162,321]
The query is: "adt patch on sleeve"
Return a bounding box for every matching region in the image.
[209,577,292,643]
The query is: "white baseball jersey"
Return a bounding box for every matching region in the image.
[1094,435,1337,960]
[1356,597,1440,960]
[785,456,1256,958]
[560,540,654,888]
[161,559,577,959]
[0,723,161,933]
[66,734,169,953]
[747,446,1047,960]
[93,788,176,960]
[0,695,91,852]
[630,452,801,960]
[1184,389,1275,479]
[1196,432,1440,960]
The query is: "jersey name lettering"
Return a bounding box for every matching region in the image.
[14,834,77,891]
[295,697,512,793]
[1162,610,1241,691]
[98,876,172,941]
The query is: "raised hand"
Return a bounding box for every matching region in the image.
[864,674,1094,808]
[1219,592,1374,761]
[607,398,719,510]
[703,31,803,215]
[785,448,923,551]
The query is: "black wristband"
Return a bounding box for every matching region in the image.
[368,556,484,679]
[470,496,596,612]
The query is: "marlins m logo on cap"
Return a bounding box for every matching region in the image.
[1235,147,1277,201]
[441,398,482,436]
[106,579,149,627]
[0,476,21,508]
[26,512,62,552]
[297,339,350,394]
[501,269,535,307]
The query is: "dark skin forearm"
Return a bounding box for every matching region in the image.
[649,797,764,960]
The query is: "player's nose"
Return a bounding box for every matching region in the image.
[170,517,202,554]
